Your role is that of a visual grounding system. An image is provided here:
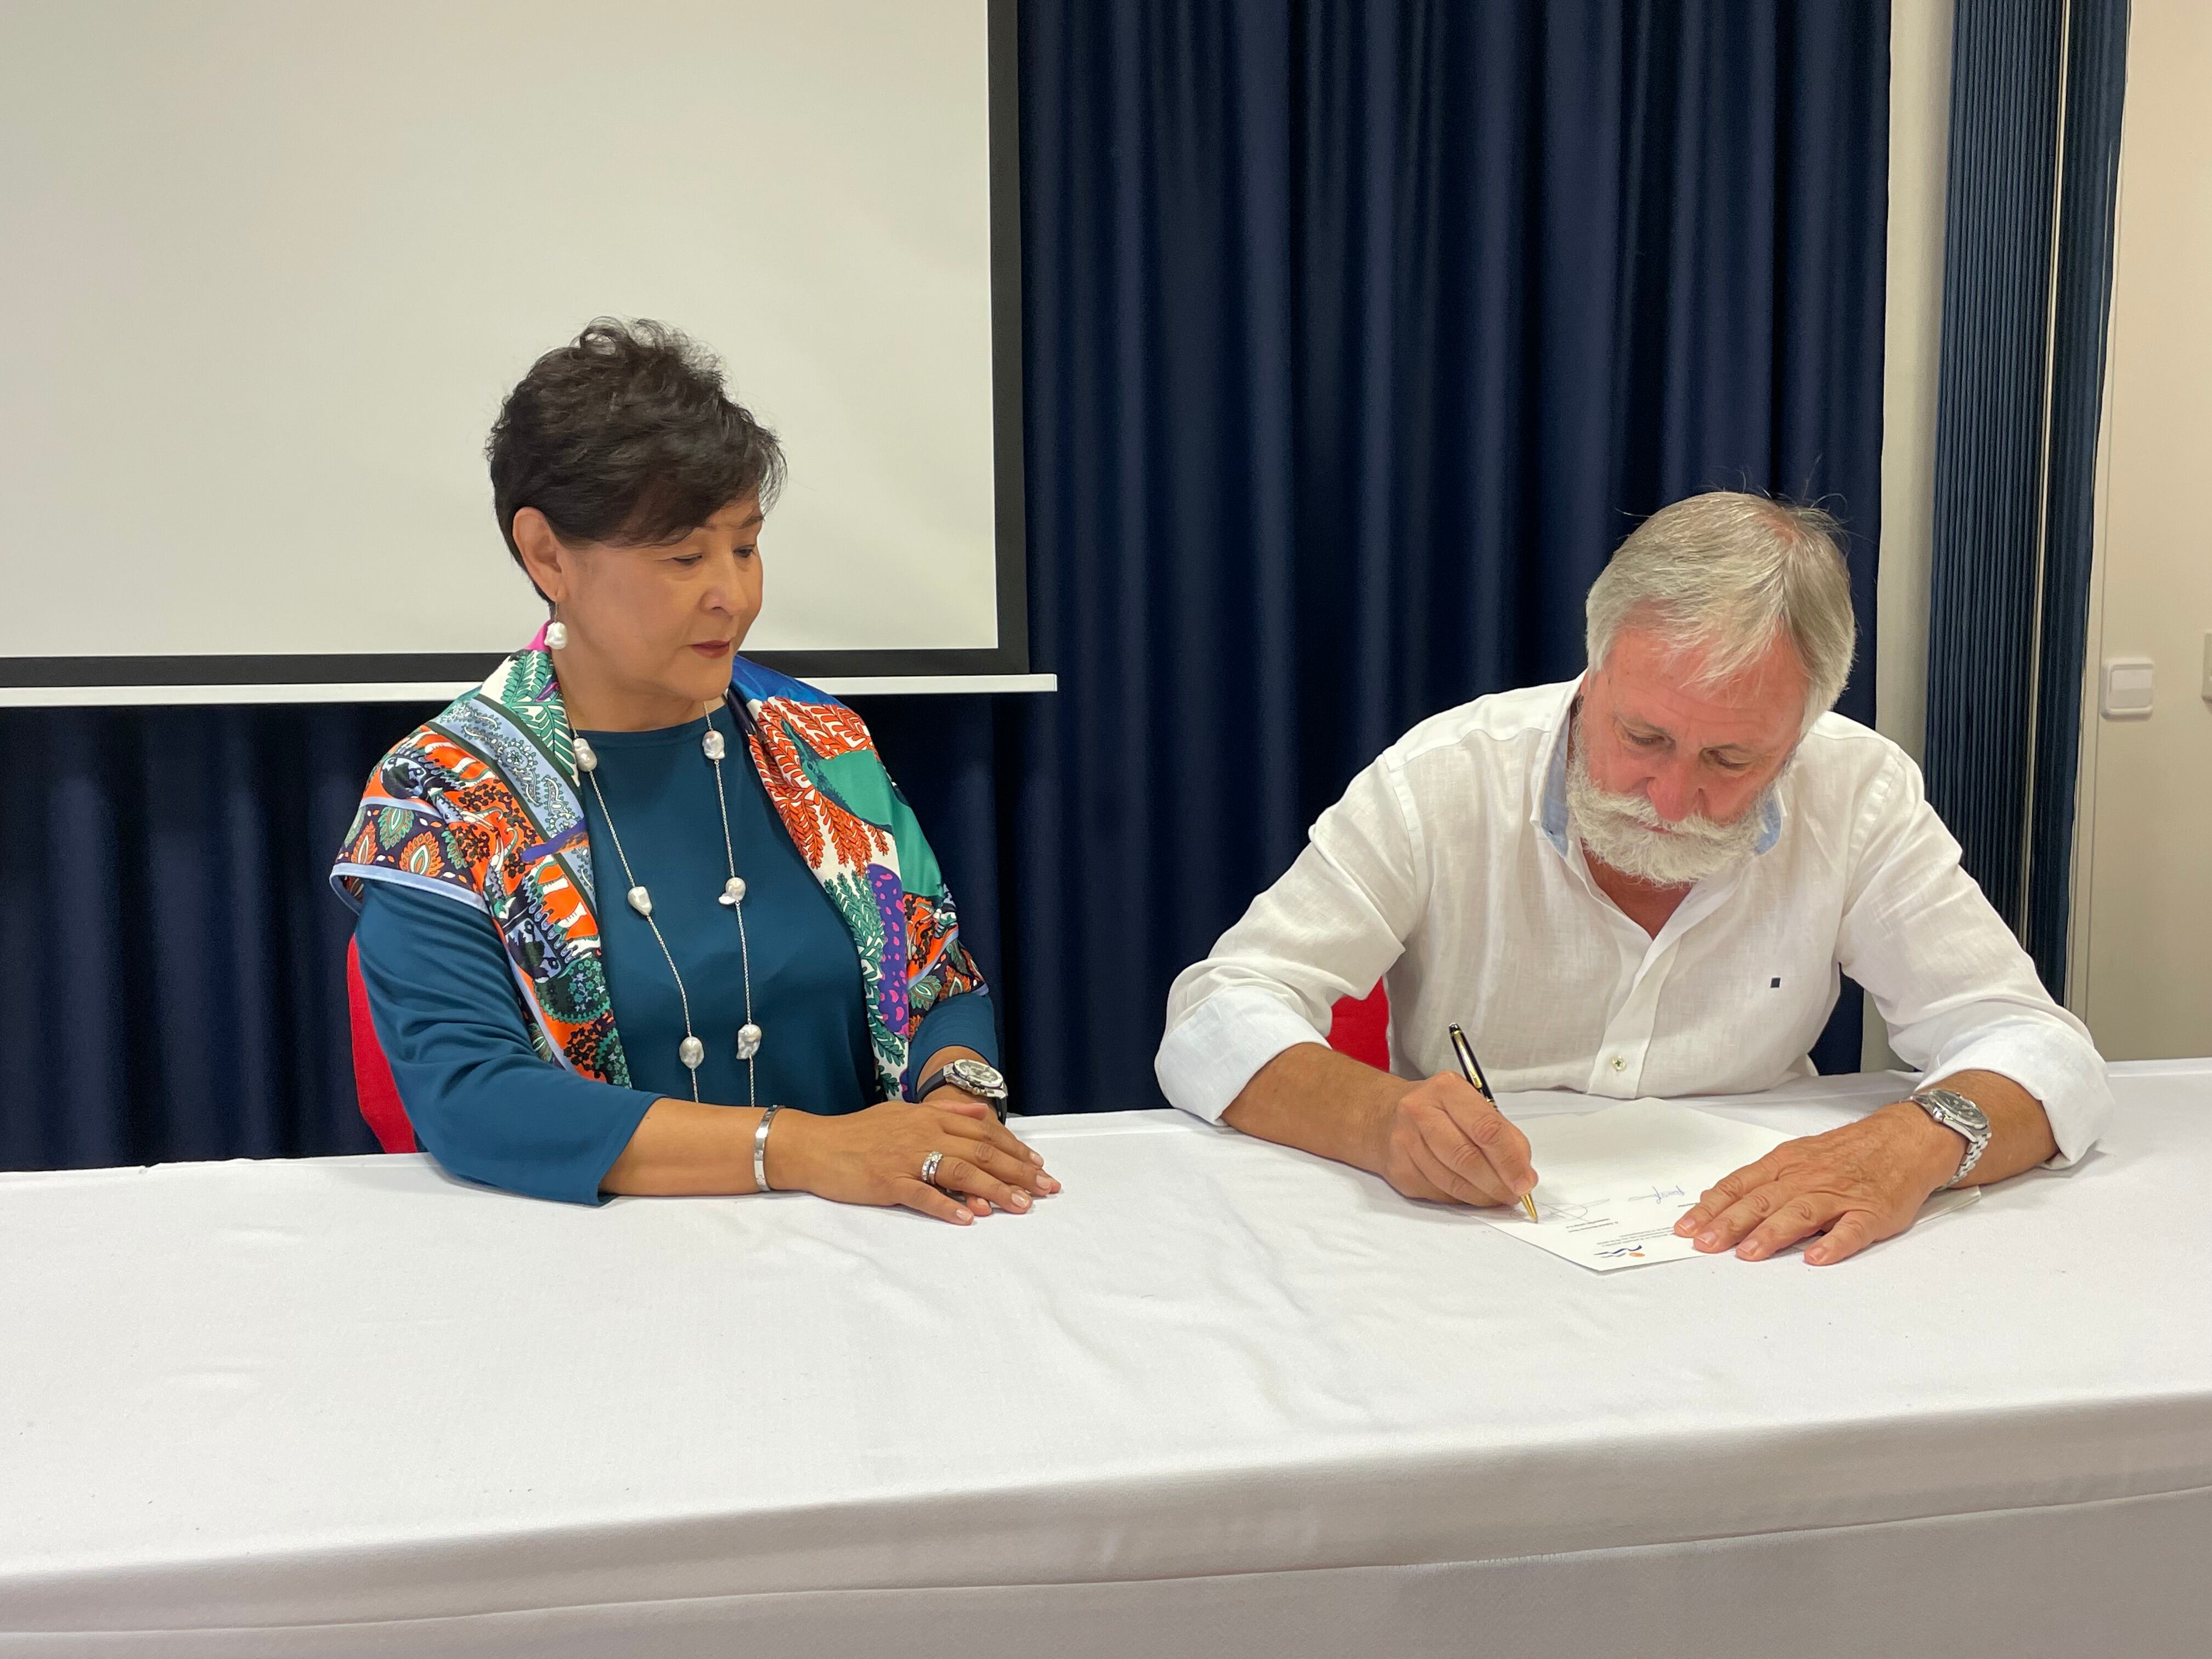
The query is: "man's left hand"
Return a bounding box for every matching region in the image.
[1674,1102,1964,1266]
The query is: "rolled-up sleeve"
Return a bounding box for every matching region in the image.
[1837,751,2113,1164]
[1155,752,1430,1122]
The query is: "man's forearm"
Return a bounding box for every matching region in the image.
[1221,1043,1406,1173]
[1921,1067,2058,1186]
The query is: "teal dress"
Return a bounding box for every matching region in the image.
[354,705,997,1204]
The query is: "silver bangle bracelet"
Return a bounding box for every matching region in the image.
[754,1103,783,1193]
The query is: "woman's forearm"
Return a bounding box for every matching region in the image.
[912,1044,986,1085]
[600,1098,769,1195]
[600,1091,1055,1219]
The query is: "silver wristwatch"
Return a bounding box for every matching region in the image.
[1908,1086,1991,1187]
[916,1058,1010,1120]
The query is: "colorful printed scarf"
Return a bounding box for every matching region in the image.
[330,646,985,1099]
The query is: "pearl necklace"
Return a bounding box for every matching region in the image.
[574,715,761,1106]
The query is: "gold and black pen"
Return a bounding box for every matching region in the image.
[1447,1022,1539,1223]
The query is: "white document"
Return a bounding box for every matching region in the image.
[1480,1099,1979,1272]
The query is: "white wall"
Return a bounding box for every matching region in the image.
[1863,0,1954,1070]
[2066,0,2212,1059]
[1875,0,1954,772]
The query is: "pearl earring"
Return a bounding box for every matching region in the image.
[545,620,568,650]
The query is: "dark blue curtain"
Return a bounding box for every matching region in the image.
[2026,0,2129,992]
[0,704,408,1168]
[1923,0,2128,994]
[0,0,1892,1169]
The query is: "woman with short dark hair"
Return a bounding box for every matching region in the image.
[334,320,1052,1221]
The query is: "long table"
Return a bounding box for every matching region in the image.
[2,1063,2208,1657]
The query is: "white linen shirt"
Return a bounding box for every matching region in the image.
[1156,680,2111,1163]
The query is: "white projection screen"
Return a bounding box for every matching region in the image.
[0,1,1029,703]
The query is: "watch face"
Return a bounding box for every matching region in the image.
[945,1059,1007,1098]
[1920,1089,1989,1135]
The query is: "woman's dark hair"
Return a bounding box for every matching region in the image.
[488,318,784,595]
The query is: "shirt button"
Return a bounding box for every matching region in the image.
[1610,1056,1627,1072]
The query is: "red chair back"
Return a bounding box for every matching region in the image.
[346,935,417,1153]
[1327,980,1391,1069]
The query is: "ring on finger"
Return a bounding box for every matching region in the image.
[919,1149,945,1187]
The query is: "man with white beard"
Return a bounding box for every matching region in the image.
[1155,492,2110,1265]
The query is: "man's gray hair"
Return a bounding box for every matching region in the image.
[1584,492,1857,731]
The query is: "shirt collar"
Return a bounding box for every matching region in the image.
[1535,686,1576,858]
[1535,679,1784,860]
[1754,789,1783,855]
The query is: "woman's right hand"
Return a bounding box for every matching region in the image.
[768,1102,1060,1224]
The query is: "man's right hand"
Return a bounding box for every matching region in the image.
[1364,1073,1539,1209]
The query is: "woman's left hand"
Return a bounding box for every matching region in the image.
[922,1085,997,1122]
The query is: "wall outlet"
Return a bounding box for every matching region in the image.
[2101,657,2154,719]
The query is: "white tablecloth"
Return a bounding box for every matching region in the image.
[2,1064,2208,1657]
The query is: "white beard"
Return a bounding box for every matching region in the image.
[1565,727,1774,888]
